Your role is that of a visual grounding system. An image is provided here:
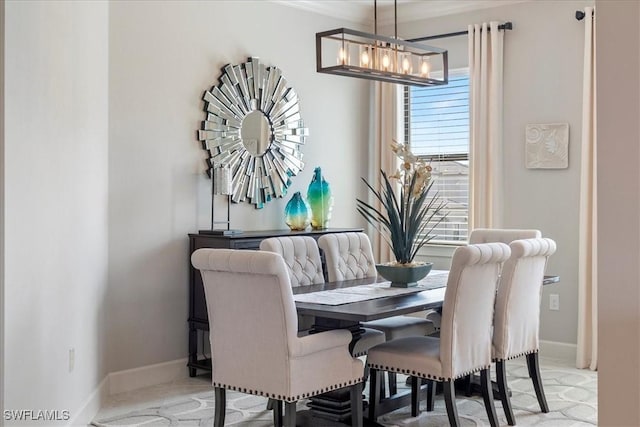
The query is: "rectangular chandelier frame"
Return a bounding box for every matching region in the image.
[316,28,449,87]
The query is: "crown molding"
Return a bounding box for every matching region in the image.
[273,0,531,26]
[272,1,372,25]
[378,0,530,26]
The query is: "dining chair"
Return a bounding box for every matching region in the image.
[468,228,542,244]
[318,232,436,394]
[191,248,364,427]
[260,236,324,332]
[493,237,557,425]
[366,242,511,427]
[260,235,386,354]
[426,228,542,334]
[260,236,324,287]
[442,228,545,396]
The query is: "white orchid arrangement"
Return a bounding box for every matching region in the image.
[357,141,446,265]
[388,140,433,197]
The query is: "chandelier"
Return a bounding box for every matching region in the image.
[315,0,448,87]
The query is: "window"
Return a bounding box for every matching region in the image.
[404,72,470,244]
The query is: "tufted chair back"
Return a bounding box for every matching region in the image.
[493,238,557,360]
[318,232,377,282]
[440,243,510,379]
[427,229,541,333]
[191,248,364,403]
[469,228,541,244]
[260,236,324,287]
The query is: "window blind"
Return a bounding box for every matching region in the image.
[404,74,470,243]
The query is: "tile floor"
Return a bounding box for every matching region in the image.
[92,356,597,426]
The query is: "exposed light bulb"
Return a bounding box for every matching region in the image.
[382,53,390,70]
[337,47,347,65]
[420,59,430,77]
[402,57,411,73]
[361,50,370,67]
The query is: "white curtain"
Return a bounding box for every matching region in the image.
[369,82,400,263]
[577,6,597,371]
[468,22,504,230]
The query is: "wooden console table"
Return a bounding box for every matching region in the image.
[187,227,363,377]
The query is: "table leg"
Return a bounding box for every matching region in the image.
[310,317,365,354]
[454,374,510,400]
[304,318,375,425]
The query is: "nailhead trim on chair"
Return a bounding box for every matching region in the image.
[213,377,364,403]
[493,348,539,362]
[366,363,491,382]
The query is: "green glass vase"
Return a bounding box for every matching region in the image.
[284,191,311,231]
[307,167,333,230]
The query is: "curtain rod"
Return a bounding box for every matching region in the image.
[408,22,513,43]
[575,10,594,21]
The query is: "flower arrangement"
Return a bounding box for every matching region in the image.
[357,141,446,265]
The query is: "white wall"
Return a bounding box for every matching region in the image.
[596,1,640,425]
[3,0,109,423]
[1,0,5,421]
[107,1,369,372]
[389,0,592,345]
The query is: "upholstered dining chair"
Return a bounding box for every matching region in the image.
[260,236,324,332]
[468,228,542,244]
[426,228,543,334]
[446,228,543,400]
[493,237,557,425]
[260,236,324,287]
[260,235,386,356]
[191,248,364,427]
[318,232,436,394]
[366,242,511,427]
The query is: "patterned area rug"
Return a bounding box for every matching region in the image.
[92,359,596,426]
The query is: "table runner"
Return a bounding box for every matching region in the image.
[293,270,448,306]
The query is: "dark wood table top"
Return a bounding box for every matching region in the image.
[294,273,559,323]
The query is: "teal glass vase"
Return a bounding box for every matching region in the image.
[284,191,310,231]
[307,167,333,230]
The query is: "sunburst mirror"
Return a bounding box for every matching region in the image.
[197,57,308,209]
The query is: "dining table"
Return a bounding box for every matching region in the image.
[291,270,560,426]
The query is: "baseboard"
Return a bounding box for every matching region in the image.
[68,375,109,427]
[67,358,190,426]
[540,339,577,363]
[108,357,190,395]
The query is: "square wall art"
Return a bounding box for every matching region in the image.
[525,123,569,169]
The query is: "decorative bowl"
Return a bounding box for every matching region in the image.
[375,262,433,288]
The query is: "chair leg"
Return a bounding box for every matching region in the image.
[214,387,226,427]
[426,380,436,412]
[283,401,297,427]
[363,361,383,398]
[496,361,516,425]
[273,400,283,427]
[463,374,473,397]
[388,372,398,396]
[527,352,549,413]
[480,369,499,427]
[368,368,381,421]
[363,363,370,382]
[410,376,420,417]
[350,382,364,427]
[443,379,460,427]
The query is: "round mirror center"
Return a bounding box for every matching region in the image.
[241,110,272,156]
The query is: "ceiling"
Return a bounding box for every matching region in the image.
[274,0,530,25]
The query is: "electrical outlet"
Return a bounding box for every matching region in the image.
[68,348,75,373]
[549,294,560,311]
